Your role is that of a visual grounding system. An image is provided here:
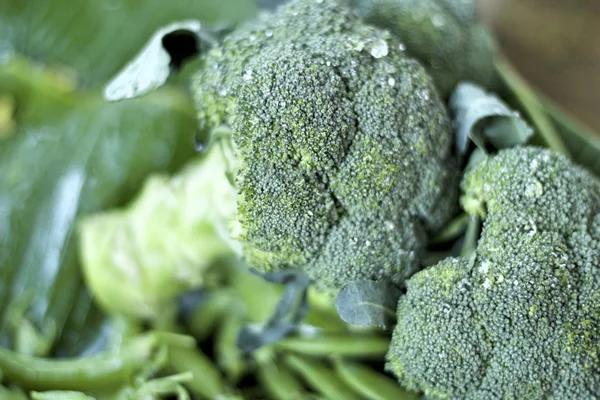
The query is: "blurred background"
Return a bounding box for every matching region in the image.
[480,0,600,134]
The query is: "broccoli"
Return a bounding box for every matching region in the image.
[386,147,600,399]
[191,0,459,296]
[351,0,497,97]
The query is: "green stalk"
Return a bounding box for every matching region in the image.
[495,57,569,155]
[0,332,188,391]
[274,333,389,358]
[255,355,305,400]
[333,358,419,400]
[283,355,360,400]
[167,346,228,399]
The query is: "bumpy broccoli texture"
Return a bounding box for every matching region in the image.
[192,0,459,295]
[387,147,600,399]
[352,0,497,97]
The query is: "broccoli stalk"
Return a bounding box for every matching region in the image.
[387,147,600,399]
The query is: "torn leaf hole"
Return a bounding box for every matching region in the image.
[162,30,200,73]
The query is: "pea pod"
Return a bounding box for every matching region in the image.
[214,302,247,383]
[282,354,360,400]
[333,358,419,400]
[0,335,158,391]
[274,333,389,358]
[31,391,96,400]
[0,332,190,391]
[256,356,305,400]
[167,346,228,399]
[181,290,238,342]
[0,385,28,400]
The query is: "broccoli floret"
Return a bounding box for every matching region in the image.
[387,147,600,399]
[192,0,459,295]
[351,0,497,97]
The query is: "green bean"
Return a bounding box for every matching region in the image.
[256,357,305,399]
[302,290,348,332]
[130,372,192,400]
[283,354,360,400]
[333,358,419,400]
[229,267,282,323]
[0,385,28,400]
[215,303,246,383]
[274,333,389,358]
[167,346,228,399]
[0,332,183,391]
[185,290,237,341]
[30,391,96,400]
[5,292,56,357]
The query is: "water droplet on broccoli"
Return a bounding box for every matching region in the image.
[242,69,254,81]
[369,38,389,58]
[431,14,446,28]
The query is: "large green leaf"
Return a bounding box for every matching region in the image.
[0,0,258,356]
[0,58,197,351]
[0,0,257,85]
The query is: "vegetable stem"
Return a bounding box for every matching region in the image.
[0,332,188,391]
[274,334,389,358]
[167,346,228,399]
[495,57,569,155]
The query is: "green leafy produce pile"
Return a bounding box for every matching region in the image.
[1,0,599,399]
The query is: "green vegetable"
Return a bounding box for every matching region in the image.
[449,82,533,154]
[335,280,401,329]
[0,57,197,351]
[0,386,28,400]
[352,0,497,97]
[540,96,600,176]
[283,354,360,400]
[334,358,419,400]
[256,356,305,400]
[31,391,96,400]
[192,0,459,297]
[0,333,168,391]
[0,0,257,85]
[0,0,261,355]
[78,145,238,319]
[495,58,569,155]
[215,302,247,383]
[274,333,389,358]
[181,290,238,342]
[167,346,229,399]
[387,147,600,399]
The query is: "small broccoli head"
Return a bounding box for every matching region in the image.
[387,147,600,399]
[192,0,459,295]
[352,0,497,97]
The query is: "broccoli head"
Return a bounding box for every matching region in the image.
[387,147,600,399]
[192,0,459,295]
[352,0,497,97]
